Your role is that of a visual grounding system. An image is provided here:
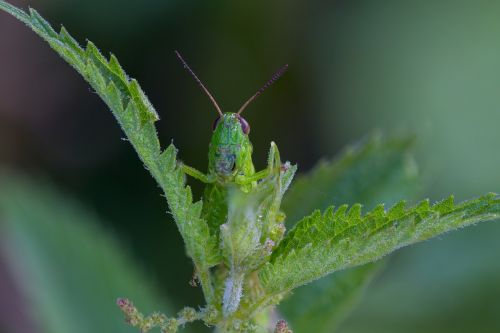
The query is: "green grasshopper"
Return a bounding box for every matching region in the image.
[175,51,296,317]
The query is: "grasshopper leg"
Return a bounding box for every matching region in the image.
[180,163,215,183]
[266,141,282,173]
[235,142,282,185]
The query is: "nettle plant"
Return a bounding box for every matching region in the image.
[1,2,499,333]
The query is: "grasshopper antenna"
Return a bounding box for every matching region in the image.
[237,64,288,115]
[175,50,223,117]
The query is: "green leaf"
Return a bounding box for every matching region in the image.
[279,263,384,333]
[0,1,220,303]
[0,174,171,333]
[279,135,418,332]
[260,194,500,295]
[283,135,418,226]
[158,146,221,303]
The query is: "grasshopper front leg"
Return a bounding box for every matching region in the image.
[180,163,216,183]
[235,141,282,186]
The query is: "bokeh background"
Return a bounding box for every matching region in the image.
[1,0,499,332]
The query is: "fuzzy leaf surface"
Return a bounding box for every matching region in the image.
[261,194,500,294]
[0,1,220,301]
[283,135,418,226]
[279,136,418,332]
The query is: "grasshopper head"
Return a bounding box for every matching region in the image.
[209,113,252,179]
[212,112,250,135]
[174,50,287,181]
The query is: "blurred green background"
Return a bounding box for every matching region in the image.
[0,0,499,332]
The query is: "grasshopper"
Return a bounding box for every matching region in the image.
[175,51,296,317]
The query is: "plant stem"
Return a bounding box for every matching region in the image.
[197,264,215,305]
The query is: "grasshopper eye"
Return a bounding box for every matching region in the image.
[212,116,221,131]
[237,115,250,135]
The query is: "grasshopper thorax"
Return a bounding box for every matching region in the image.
[208,113,253,181]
